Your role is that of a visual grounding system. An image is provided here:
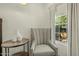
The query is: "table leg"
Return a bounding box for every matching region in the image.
[23,45,25,52]
[5,48,7,56]
[27,42,29,55]
[8,48,9,56]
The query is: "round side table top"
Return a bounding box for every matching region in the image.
[1,38,29,48]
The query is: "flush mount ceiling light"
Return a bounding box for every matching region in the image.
[20,3,27,6]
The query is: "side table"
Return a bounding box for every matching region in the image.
[1,38,30,56]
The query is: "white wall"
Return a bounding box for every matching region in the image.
[0,3,50,55]
[0,3,50,41]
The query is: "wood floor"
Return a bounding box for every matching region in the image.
[12,51,29,56]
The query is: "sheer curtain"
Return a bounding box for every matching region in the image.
[69,3,78,56]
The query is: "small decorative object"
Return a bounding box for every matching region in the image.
[16,30,23,42]
[60,32,67,39]
[60,32,67,42]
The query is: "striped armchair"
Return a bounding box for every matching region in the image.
[30,28,58,56]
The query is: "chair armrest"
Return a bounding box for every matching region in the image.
[48,41,58,56]
[30,40,36,56]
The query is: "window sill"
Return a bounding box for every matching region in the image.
[55,40,68,47]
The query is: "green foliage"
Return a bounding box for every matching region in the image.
[56,15,67,26]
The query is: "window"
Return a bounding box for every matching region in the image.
[54,4,68,44]
[55,15,67,42]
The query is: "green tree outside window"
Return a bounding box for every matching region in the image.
[56,15,67,28]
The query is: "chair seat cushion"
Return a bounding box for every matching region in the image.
[34,44,55,56]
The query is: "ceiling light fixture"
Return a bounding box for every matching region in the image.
[20,3,27,6]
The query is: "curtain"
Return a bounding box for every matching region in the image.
[70,3,78,56]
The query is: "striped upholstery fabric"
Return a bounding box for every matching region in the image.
[31,28,51,45]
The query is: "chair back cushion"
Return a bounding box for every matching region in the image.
[31,28,51,45]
